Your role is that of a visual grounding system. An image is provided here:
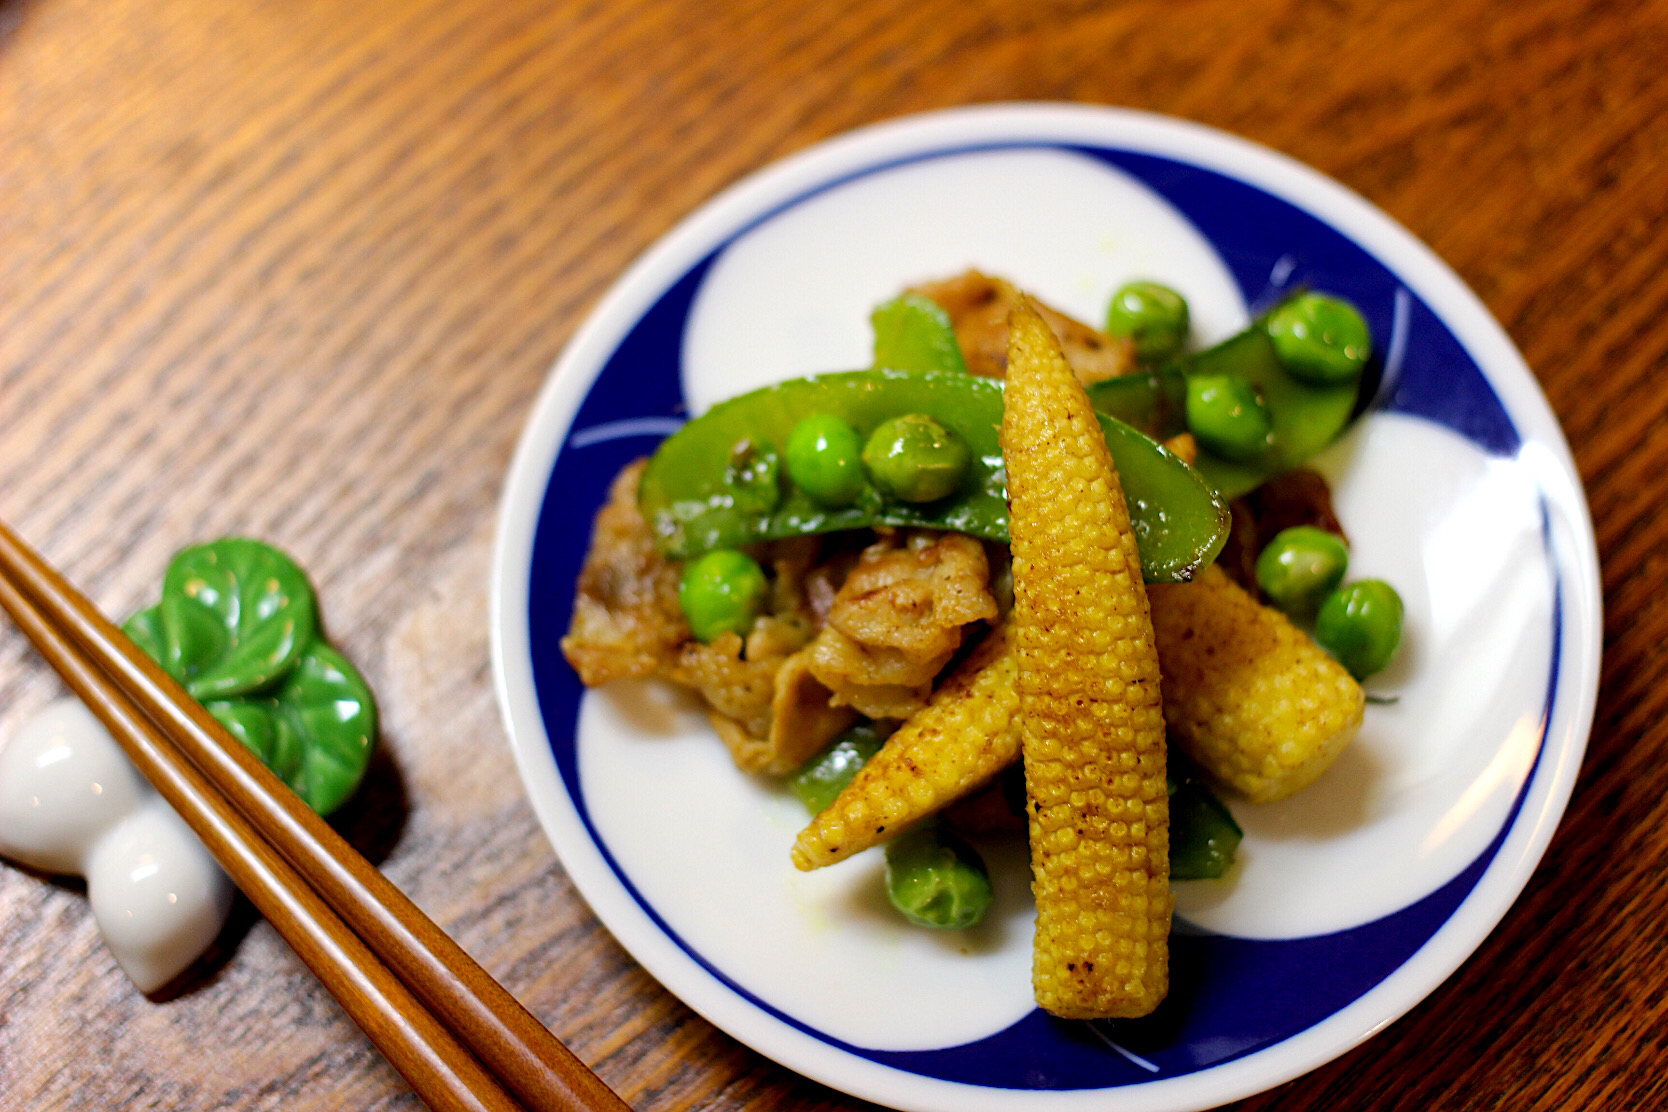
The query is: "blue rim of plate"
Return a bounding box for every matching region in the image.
[491,104,1601,1112]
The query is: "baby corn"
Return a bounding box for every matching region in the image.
[1148,565,1364,802]
[1004,299,1170,1020]
[791,621,1020,870]
[789,570,1366,861]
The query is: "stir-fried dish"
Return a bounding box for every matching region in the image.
[562,268,1403,1019]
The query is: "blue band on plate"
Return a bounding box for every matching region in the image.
[522,142,1555,1090]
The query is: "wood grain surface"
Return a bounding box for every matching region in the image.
[2,0,1665,1109]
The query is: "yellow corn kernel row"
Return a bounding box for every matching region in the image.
[1003,299,1170,1020]
[790,621,1019,870]
[1147,564,1364,803]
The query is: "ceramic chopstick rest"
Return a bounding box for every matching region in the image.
[0,698,234,992]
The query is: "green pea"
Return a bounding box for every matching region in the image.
[1315,579,1404,679]
[1105,280,1191,364]
[1265,293,1372,385]
[1255,525,1350,618]
[861,413,970,503]
[883,824,993,930]
[678,548,768,643]
[789,722,887,814]
[1186,373,1272,462]
[785,414,865,507]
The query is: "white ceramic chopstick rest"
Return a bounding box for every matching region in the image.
[0,697,235,992]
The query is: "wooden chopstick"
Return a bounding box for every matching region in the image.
[0,560,522,1112]
[0,520,631,1112]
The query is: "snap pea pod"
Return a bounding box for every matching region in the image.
[1087,313,1363,499]
[789,725,991,930]
[1167,745,1243,881]
[639,369,1230,583]
[883,823,993,930]
[1084,366,1189,440]
[788,722,889,815]
[870,294,969,375]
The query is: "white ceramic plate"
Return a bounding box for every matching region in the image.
[490,104,1601,1112]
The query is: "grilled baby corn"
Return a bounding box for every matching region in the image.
[1004,299,1171,1020]
[791,621,1019,870]
[1148,564,1364,802]
[788,570,1363,861]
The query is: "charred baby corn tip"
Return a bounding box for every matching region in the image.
[1003,298,1170,1020]
[1149,564,1364,803]
[790,622,1021,871]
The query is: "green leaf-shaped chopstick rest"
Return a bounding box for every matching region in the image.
[124,538,376,816]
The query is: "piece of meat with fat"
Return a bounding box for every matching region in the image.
[910,269,1135,384]
[561,460,689,687]
[807,530,999,718]
[562,462,854,773]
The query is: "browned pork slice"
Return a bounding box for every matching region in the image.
[561,460,689,687]
[808,530,999,718]
[909,270,1135,384]
[561,464,854,773]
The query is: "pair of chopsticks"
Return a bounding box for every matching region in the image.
[0,519,632,1112]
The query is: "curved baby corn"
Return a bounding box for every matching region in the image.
[790,621,1019,870]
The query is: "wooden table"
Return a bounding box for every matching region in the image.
[2,0,1665,1108]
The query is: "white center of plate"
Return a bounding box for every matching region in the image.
[572,140,1555,1054]
[578,680,1037,1051]
[680,147,1247,412]
[1174,414,1552,937]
